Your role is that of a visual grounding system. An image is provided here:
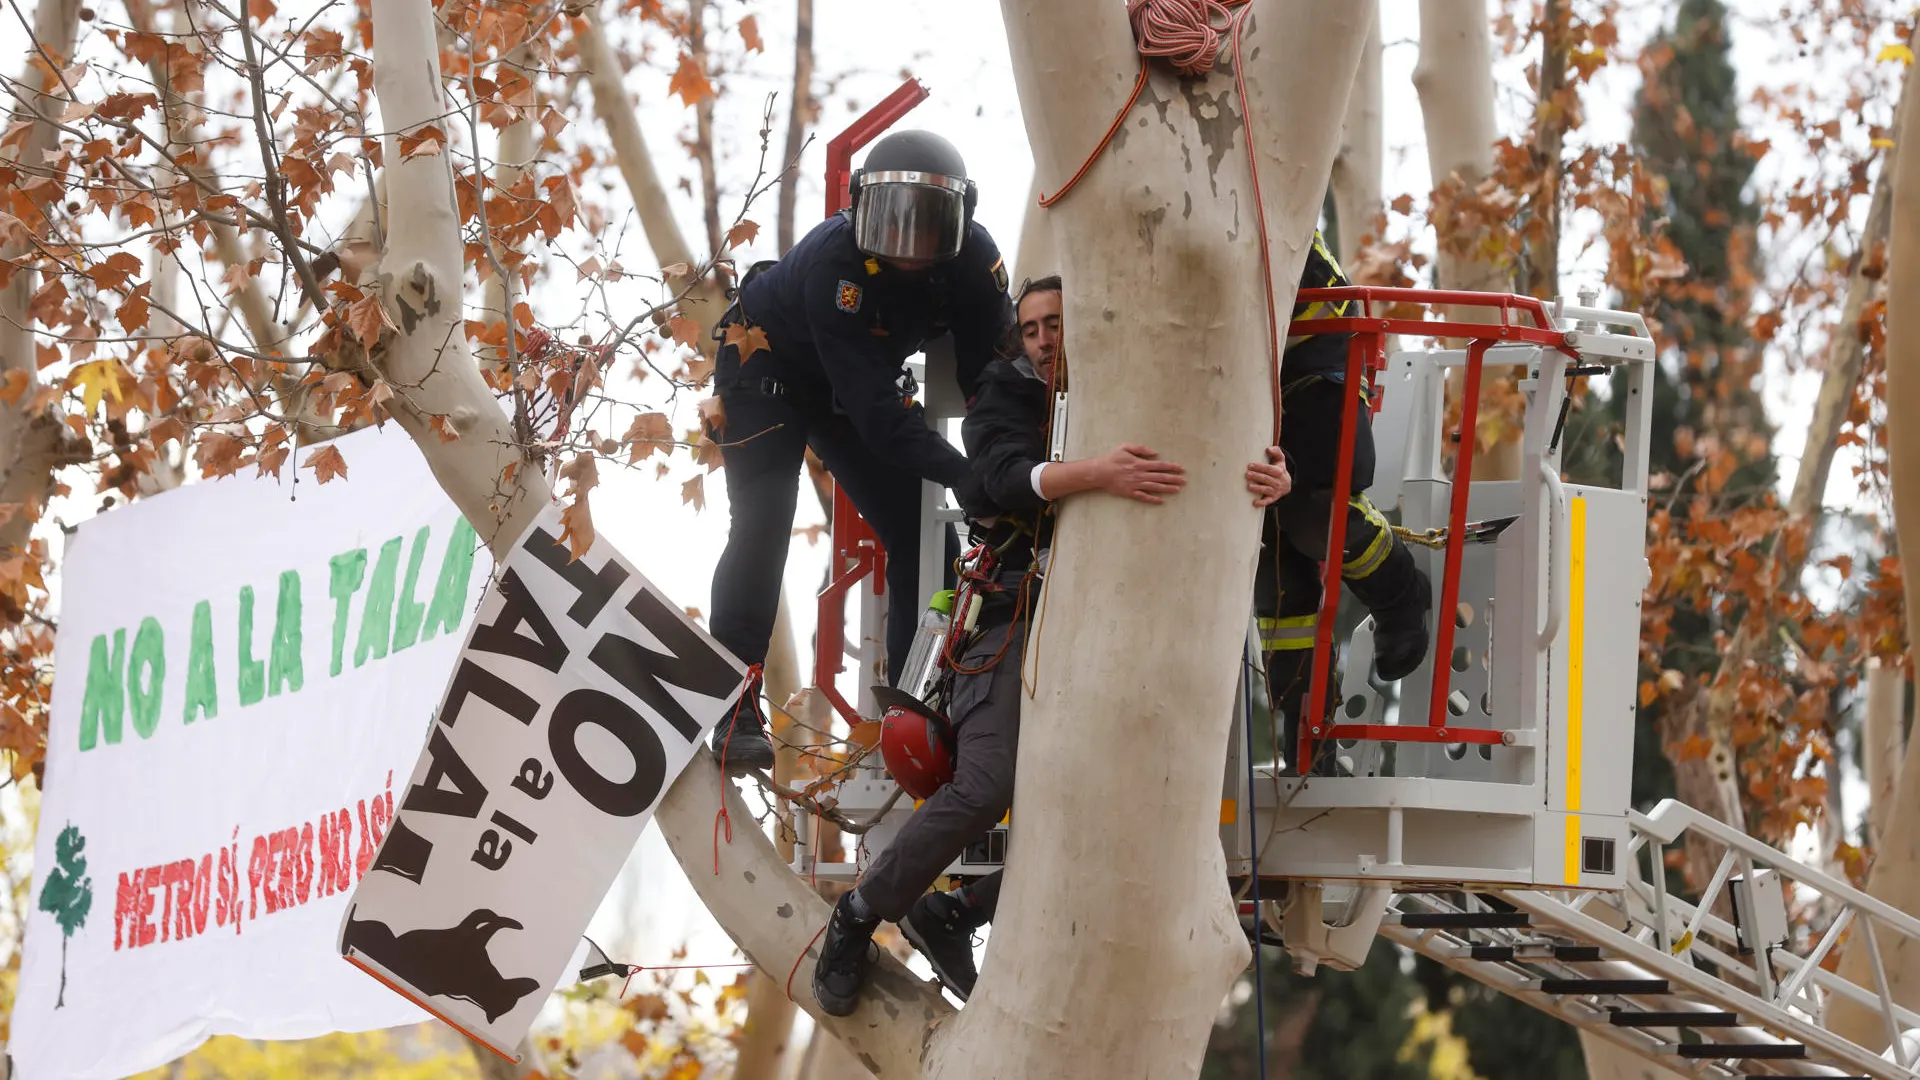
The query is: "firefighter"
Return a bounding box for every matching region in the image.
[810,276,1290,1013]
[705,130,1014,775]
[1257,231,1433,774]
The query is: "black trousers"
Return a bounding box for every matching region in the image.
[856,607,1024,922]
[1253,375,1419,767]
[708,342,950,687]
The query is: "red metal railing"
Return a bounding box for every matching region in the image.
[812,78,931,728]
[1290,288,1577,773]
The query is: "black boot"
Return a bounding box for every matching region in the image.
[902,890,990,1000]
[812,891,880,1016]
[1370,562,1432,683]
[709,669,774,775]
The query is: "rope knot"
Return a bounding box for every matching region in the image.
[1128,0,1232,75]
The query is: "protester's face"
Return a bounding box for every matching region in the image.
[1019,289,1063,384]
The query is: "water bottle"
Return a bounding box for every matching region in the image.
[896,590,954,700]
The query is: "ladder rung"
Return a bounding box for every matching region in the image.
[1674,1044,1805,1060]
[1538,978,1669,995]
[1609,1011,1738,1028]
[1468,944,1602,962]
[1397,912,1531,929]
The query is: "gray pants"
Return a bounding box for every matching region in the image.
[857,611,1025,922]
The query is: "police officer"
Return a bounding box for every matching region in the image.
[706,130,1014,775]
[1257,231,1433,773]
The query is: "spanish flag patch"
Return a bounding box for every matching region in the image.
[836,280,863,313]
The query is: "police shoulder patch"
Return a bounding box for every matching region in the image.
[836,280,863,313]
[990,255,1008,293]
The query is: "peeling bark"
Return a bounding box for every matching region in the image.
[1329,0,1381,268]
[0,0,89,564]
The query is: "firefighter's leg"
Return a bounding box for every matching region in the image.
[1276,376,1433,682]
[1258,515,1332,775]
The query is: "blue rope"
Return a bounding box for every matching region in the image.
[1243,653,1269,1080]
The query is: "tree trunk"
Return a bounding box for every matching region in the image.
[1012,175,1058,282]
[688,0,723,263]
[1328,0,1382,269]
[733,600,802,1080]
[1412,0,1520,482]
[0,0,89,571]
[55,934,65,1009]
[1412,0,1501,296]
[1524,0,1570,301]
[925,4,1367,1077]
[1828,55,1920,1050]
[776,0,815,256]
[1866,658,1905,850]
[1682,44,1905,897]
[577,2,728,340]
[797,1023,877,1080]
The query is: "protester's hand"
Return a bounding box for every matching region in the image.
[1097,444,1187,504]
[1246,446,1292,508]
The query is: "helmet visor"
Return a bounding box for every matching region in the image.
[854,171,967,262]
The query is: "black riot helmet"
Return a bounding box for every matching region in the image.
[848,130,978,263]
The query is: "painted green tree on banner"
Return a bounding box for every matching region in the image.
[37,824,93,1009]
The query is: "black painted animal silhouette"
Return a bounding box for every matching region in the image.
[342,906,542,1023]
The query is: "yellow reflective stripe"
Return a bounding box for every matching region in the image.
[1344,528,1392,580]
[1343,497,1394,579]
[1258,615,1317,652]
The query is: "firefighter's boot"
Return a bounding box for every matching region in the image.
[1366,554,1432,683]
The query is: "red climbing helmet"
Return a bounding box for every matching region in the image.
[871,686,955,800]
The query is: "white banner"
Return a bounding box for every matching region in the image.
[11,425,494,1080]
[341,504,745,1057]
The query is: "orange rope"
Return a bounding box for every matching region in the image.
[786,921,831,1002]
[1036,0,1285,445]
[713,663,764,874]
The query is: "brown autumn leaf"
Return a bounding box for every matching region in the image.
[739,13,764,52]
[559,451,599,497]
[0,371,30,406]
[625,993,670,1022]
[149,414,184,448]
[667,52,713,107]
[303,444,348,484]
[666,313,700,348]
[559,494,594,560]
[398,125,446,159]
[681,473,705,511]
[346,292,392,347]
[118,281,151,332]
[621,1030,649,1058]
[721,322,770,360]
[725,219,760,249]
[85,251,142,292]
[623,411,674,463]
